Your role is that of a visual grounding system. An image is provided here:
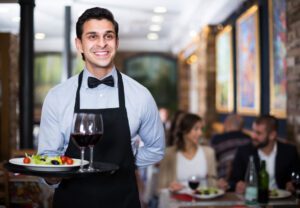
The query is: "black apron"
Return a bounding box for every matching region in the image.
[53,70,141,208]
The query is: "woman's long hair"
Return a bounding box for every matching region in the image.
[166,110,186,147]
[175,113,202,151]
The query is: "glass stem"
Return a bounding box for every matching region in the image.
[89,146,94,169]
[80,148,85,172]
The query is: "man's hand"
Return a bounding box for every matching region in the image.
[44,177,61,185]
[285,181,295,193]
[235,181,246,194]
[217,178,229,191]
[168,181,185,192]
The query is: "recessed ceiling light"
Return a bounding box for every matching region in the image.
[189,30,197,37]
[147,33,159,40]
[149,25,161,32]
[151,15,164,23]
[153,6,167,14]
[35,33,46,40]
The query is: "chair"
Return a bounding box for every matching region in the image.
[0,162,10,207]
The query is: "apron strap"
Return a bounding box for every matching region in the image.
[116,70,126,110]
[74,71,84,112]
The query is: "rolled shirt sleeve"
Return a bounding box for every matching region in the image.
[135,90,165,168]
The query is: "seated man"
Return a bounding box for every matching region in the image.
[210,114,251,180]
[229,115,300,193]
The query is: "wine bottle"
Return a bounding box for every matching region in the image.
[244,155,258,205]
[258,160,269,204]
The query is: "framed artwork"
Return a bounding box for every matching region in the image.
[269,0,287,118]
[215,25,234,113]
[236,5,261,115]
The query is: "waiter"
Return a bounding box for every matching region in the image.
[37,7,165,208]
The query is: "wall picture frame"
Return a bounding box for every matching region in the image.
[215,25,234,113]
[269,0,287,118]
[236,5,261,115]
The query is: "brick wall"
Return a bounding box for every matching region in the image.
[0,33,19,160]
[178,26,218,139]
[286,0,300,150]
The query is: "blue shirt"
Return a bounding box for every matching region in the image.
[38,67,165,168]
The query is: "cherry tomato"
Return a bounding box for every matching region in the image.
[60,156,68,164]
[66,158,74,165]
[23,157,31,164]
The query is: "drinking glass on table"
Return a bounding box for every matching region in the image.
[291,171,300,199]
[188,175,200,203]
[188,175,200,192]
[71,113,103,172]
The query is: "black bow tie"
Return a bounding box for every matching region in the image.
[88,75,114,88]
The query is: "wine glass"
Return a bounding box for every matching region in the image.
[71,113,89,172]
[291,171,300,199]
[188,175,200,202]
[188,175,200,192]
[86,113,103,172]
[70,113,103,172]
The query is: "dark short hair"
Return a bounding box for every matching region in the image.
[254,115,278,133]
[76,7,119,39]
[175,113,202,151]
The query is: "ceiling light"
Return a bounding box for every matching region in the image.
[35,33,46,40]
[147,33,159,40]
[151,15,164,23]
[12,17,20,22]
[187,54,198,65]
[149,25,161,32]
[189,30,197,37]
[153,6,167,14]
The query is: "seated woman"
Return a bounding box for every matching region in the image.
[158,113,225,192]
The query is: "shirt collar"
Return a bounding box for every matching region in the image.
[82,67,118,89]
[258,142,278,159]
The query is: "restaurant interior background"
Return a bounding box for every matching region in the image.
[0,0,300,206]
[1,0,300,159]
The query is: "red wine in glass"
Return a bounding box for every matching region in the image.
[71,113,103,172]
[188,175,200,191]
[71,133,103,147]
[189,181,200,190]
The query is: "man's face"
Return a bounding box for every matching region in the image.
[75,19,119,73]
[251,123,270,149]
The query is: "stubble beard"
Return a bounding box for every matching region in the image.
[255,136,270,149]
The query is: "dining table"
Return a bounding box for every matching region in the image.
[158,188,299,208]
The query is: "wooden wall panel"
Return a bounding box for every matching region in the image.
[0,33,19,161]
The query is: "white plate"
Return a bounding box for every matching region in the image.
[177,187,225,199]
[269,189,291,199]
[9,158,89,172]
[193,188,225,199]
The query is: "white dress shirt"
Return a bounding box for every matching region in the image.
[258,143,278,189]
[38,67,165,168]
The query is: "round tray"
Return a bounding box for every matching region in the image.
[4,161,119,178]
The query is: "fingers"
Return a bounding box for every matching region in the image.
[169,181,184,192]
[235,181,246,194]
[217,178,229,191]
[285,181,295,193]
[44,177,62,185]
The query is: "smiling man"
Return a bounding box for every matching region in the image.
[229,115,300,194]
[37,7,165,208]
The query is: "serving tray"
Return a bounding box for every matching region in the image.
[4,161,119,178]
